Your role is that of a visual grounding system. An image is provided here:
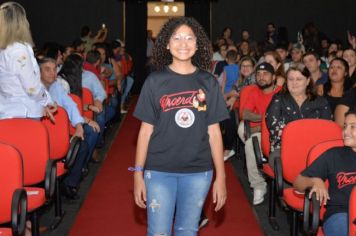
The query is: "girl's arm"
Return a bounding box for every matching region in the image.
[208,123,227,211]
[134,122,154,208]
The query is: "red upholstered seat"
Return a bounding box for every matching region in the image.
[278,119,342,235]
[0,228,12,236]
[24,187,45,212]
[0,143,27,235]
[0,119,54,236]
[56,162,67,177]
[262,164,274,178]
[82,88,94,120]
[283,188,304,210]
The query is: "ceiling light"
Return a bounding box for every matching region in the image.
[163,4,169,13]
[172,5,178,12]
[154,5,160,12]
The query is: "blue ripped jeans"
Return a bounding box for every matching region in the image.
[144,170,213,236]
[323,212,348,236]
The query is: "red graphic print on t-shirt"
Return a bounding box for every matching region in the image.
[336,172,356,189]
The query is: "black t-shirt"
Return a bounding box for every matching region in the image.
[301,147,356,221]
[134,66,229,173]
[213,61,228,77]
[339,88,356,110]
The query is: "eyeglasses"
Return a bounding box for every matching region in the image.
[170,34,196,43]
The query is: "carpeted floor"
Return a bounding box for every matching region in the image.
[69,105,263,236]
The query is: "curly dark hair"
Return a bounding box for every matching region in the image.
[152,17,212,71]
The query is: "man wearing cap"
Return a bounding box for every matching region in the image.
[238,62,281,205]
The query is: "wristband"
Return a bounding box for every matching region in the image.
[128,166,144,172]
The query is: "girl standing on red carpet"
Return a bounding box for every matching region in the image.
[133,17,229,236]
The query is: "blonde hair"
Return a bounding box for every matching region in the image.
[0,2,34,49]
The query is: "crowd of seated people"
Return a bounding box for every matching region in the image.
[212,22,355,235]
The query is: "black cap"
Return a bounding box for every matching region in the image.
[256,62,275,75]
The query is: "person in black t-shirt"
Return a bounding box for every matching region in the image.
[335,87,356,127]
[132,17,229,236]
[293,109,356,236]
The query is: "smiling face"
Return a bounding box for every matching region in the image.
[343,114,356,151]
[287,70,309,97]
[240,59,254,78]
[167,24,197,64]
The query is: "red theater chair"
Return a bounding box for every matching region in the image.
[0,143,28,236]
[41,106,81,228]
[82,88,94,120]
[302,139,344,236]
[252,113,279,230]
[274,119,342,236]
[0,119,56,236]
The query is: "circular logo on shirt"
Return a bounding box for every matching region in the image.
[175,108,195,128]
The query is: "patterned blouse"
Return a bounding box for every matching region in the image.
[266,92,332,152]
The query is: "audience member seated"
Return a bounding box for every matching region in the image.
[237,62,281,205]
[58,54,103,163]
[342,48,356,86]
[319,58,353,115]
[266,64,332,168]
[94,43,123,121]
[302,52,328,94]
[275,42,291,71]
[39,57,100,199]
[334,87,356,127]
[82,50,115,145]
[225,56,256,110]
[293,109,356,236]
[264,51,286,86]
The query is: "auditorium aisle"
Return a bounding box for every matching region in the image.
[63,105,264,236]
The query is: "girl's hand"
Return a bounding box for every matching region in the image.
[309,178,330,206]
[134,173,147,208]
[212,177,227,211]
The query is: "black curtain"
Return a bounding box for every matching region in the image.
[184,0,211,37]
[125,0,147,93]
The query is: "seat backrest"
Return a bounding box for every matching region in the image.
[68,93,83,135]
[307,139,344,165]
[350,186,356,236]
[281,119,342,183]
[261,113,270,157]
[0,119,49,186]
[82,87,94,119]
[41,106,70,160]
[239,85,258,120]
[0,142,23,223]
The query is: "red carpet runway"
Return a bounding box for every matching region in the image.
[69,106,263,236]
